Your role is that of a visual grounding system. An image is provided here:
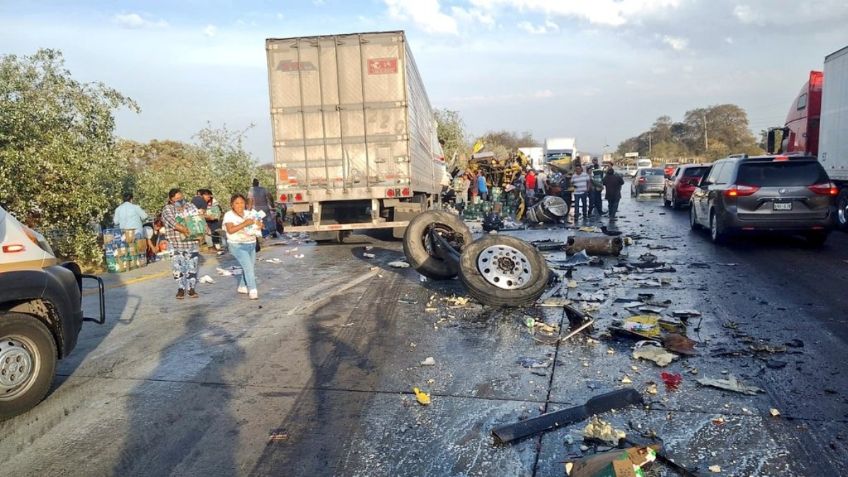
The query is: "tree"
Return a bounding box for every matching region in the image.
[0,49,138,265]
[434,109,468,170]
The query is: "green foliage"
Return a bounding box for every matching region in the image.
[0,49,139,265]
[434,109,468,170]
[617,104,764,162]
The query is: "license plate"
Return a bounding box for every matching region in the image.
[773,202,792,211]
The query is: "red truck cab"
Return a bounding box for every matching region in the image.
[770,71,822,156]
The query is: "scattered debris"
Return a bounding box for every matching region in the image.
[216,266,243,276]
[563,250,593,266]
[388,260,410,268]
[583,416,627,446]
[362,252,376,259]
[672,309,702,318]
[661,372,682,391]
[696,375,764,395]
[268,429,289,442]
[689,262,711,269]
[538,298,572,307]
[491,388,644,444]
[517,357,551,369]
[662,333,698,356]
[770,408,781,417]
[645,382,658,395]
[632,342,678,367]
[413,387,431,406]
[198,275,215,284]
[420,357,436,366]
[709,465,722,473]
[566,235,624,256]
[621,375,633,384]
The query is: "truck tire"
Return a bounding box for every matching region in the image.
[0,313,57,420]
[836,189,848,231]
[458,235,550,307]
[403,211,472,280]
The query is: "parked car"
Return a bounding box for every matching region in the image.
[689,155,837,245]
[630,168,665,196]
[0,206,105,419]
[663,164,712,208]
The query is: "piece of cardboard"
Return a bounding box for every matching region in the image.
[566,446,659,477]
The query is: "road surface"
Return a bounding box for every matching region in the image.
[2,190,847,476]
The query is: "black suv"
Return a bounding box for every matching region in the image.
[689,155,837,245]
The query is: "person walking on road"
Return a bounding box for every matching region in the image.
[223,194,262,300]
[161,188,202,299]
[536,169,547,196]
[589,170,605,217]
[603,167,625,220]
[571,165,590,219]
[477,171,489,202]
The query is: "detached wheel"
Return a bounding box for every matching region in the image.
[0,313,57,420]
[458,235,550,307]
[403,211,472,280]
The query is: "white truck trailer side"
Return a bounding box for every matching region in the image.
[266,31,442,240]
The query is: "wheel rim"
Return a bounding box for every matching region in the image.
[690,207,696,226]
[477,244,532,290]
[422,223,465,259]
[0,336,39,400]
[839,197,848,226]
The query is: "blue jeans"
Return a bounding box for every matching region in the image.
[574,193,588,218]
[229,241,257,291]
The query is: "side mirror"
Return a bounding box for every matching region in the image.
[766,130,776,154]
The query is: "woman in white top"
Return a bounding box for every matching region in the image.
[223,194,262,299]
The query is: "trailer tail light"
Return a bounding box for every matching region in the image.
[386,188,396,198]
[294,193,304,201]
[808,182,839,196]
[279,194,287,202]
[401,187,411,197]
[724,184,760,198]
[2,244,25,253]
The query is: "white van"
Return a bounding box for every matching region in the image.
[0,206,105,419]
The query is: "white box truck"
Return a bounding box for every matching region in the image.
[266,31,443,241]
[543,137,577,164]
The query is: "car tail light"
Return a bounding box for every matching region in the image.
[638,177,646,183]
[808,182,839,196]
[724,184,760,198]
[2,244,25,253]
[773,155,789,162]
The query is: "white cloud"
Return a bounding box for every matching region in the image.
[450,6,496,28]
[725,36,734,44]
[733,5,759,24]
[732,1,848,26]
[113,13,168,29]
[661,35,688,51]
[469,0,681,27]
[384,0,458,35]
[517,18,558,34]
[276,12,285,20]
[313,0,326,5]
[203,24,218,37]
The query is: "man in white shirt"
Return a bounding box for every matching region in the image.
[571,165,590,219]
[536,169,547,196]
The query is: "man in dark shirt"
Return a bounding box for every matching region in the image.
[602,167,625,220]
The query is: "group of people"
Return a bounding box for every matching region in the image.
[567,158,625,220]
[112,179,279,301]
[453,170,490,205]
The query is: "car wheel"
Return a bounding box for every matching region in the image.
[671,191,679,209]
[663,190,671,207]
[689,204,701,230]
[837,189,848,231]
[0,313,58,420]
[403,211,472,280]
[709,210,727,244]
[805,232,829,248]
[458,235,550,307]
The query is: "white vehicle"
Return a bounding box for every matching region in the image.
[636,158,653,171]
[0,206,105,419]
[266,31,444,241]
[544,137,577,164]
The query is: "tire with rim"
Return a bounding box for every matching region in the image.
[403,211,472,280]
[836,189,848,231]
[710,209,727,244]
[0,313,57,420]
[458,235,550,307]
[663,189,671,207]
[671,191,679,209]
[690,204,700,230]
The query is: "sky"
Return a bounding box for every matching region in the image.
[2,0,847,162]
